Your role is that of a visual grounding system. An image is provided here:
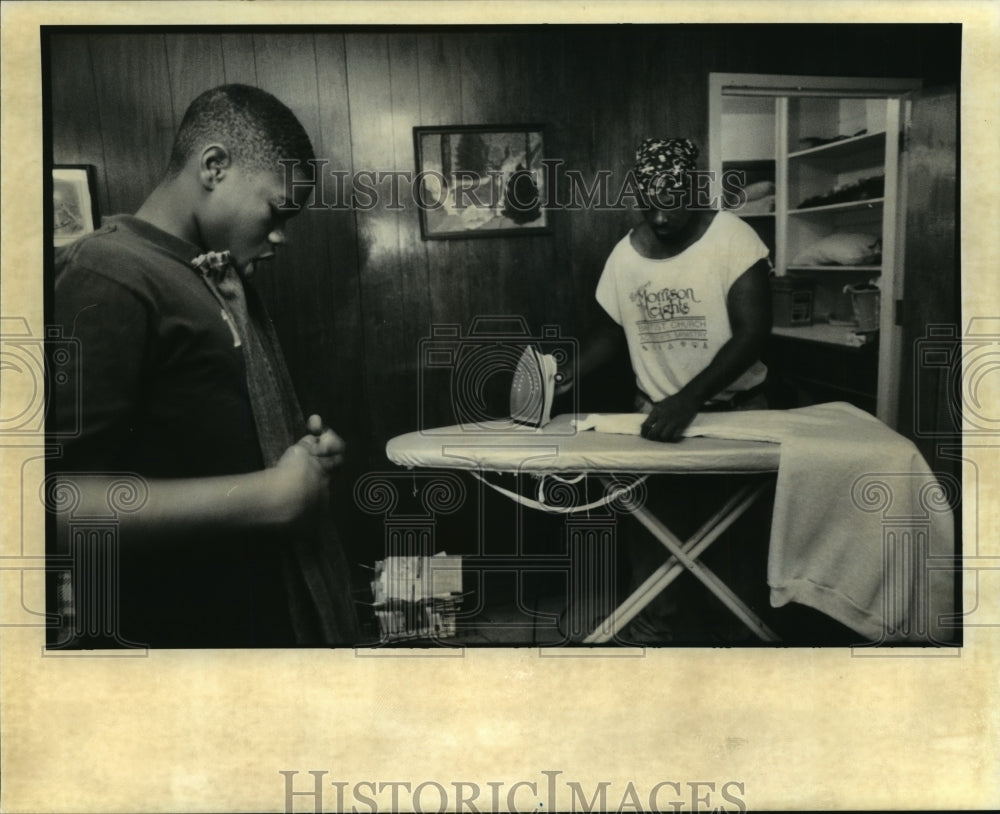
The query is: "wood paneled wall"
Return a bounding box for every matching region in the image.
[47,26,959,559]
[896,85,960,489]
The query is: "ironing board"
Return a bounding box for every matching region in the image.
[385,414,782,644]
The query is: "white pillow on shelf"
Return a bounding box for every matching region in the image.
[739,194,775,215]
[743,179,776,202]
[791,233,882,266]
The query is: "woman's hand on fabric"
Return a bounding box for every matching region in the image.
[640,392,700,443]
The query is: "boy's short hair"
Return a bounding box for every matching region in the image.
[166,84,315,176]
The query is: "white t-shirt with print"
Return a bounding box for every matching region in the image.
[595,210,769,403]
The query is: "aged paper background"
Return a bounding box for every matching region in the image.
[2,1,997,811]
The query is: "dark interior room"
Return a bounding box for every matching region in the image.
[45,24,961,648]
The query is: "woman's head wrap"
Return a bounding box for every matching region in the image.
[634,137,699,194]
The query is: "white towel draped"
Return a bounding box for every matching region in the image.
[575,403,956,642]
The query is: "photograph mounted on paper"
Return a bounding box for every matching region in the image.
[413,124,548,239]
[52,165,100,247]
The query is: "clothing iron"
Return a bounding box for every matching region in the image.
[509,345,558,428]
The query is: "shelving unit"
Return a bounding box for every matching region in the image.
[717,96,778,262]
[786,265,881,272]
[787,129,887,161]
[771,323,877,347]
[787,199,884,215]
[709,73,920,426]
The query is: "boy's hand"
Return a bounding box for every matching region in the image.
[299,413,346,472]
[271,443,330,526]
[269,415,345,527]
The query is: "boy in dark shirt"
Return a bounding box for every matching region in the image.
[52,85,359,648]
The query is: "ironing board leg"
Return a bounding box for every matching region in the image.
[584,483,758,642]
[584,480,779,644]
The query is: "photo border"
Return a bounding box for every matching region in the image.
[2,3,997,813]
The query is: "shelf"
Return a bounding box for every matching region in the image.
[772,323,876,349]
[720,159,774,172]
[789,130,886,161]
[788,198,884,216]
[786,264,881,272]
[722,158,776,169]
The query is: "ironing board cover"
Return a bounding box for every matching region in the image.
[385,414,780,474]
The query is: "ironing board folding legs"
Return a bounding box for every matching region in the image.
[584,479,780,644]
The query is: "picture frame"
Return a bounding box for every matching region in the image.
[52,164,100,247]
[413,124,549,240]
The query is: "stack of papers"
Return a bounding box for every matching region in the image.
[371,553,465,642]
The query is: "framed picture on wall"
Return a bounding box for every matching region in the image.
[413,124,549,239]
[52,165,100,247]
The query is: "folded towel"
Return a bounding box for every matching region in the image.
[574,409,822,441]
[743,180,776,202]
[738,194,775,215]
[574,404,955,642]
[573,413,646,435]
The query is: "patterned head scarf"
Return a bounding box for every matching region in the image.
[634,137,699,195]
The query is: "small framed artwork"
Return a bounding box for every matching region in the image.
[413,124,549,240]
[52,165,100,247]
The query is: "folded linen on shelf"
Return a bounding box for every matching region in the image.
[743,179,776,202]
[738,194,775,215]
